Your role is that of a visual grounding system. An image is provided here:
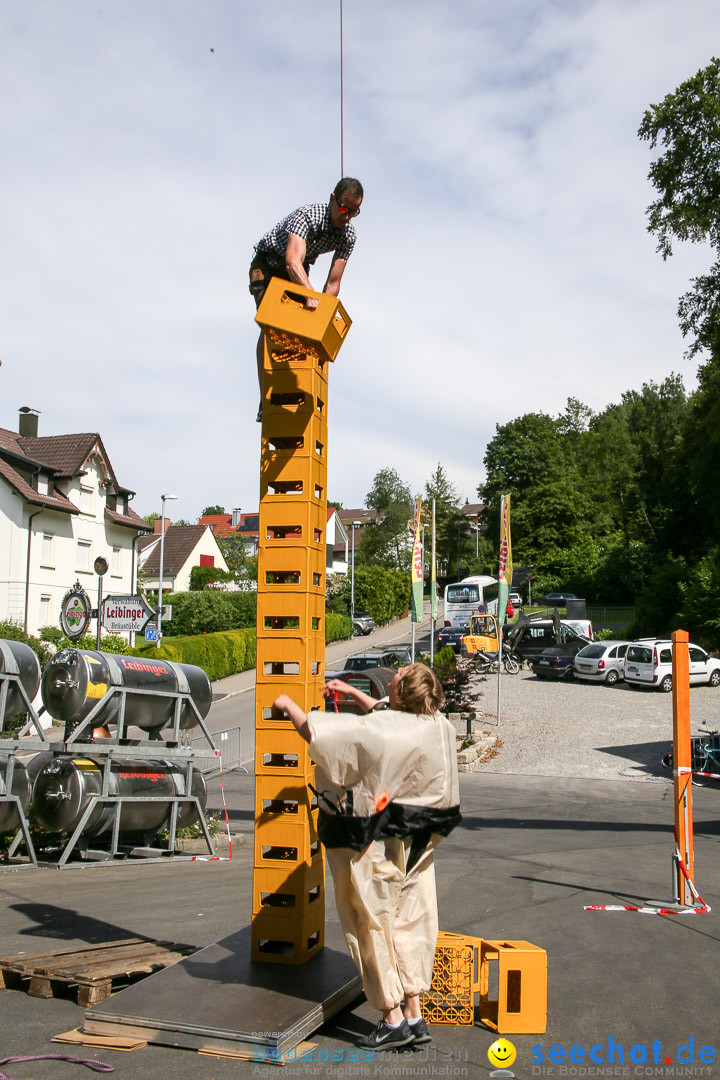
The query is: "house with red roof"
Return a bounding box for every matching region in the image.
[137,522,229,593]
[0,407,150,636]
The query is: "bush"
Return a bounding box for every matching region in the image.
[39,627,131,654]
[161,591,257,636]
[189,566,236,591]
[0,619,52,666]
[325,612,352,643]
[326,566,410,624]
[131,627,257,682]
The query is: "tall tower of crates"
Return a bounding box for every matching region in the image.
[252,278,351,965]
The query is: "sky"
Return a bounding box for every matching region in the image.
[1,0,718,524]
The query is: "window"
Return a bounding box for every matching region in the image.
[39,595,51,627]
[40,533,54,568]
[689,647,707,663]
[200,554,215,567]
[77,540,91,572]
[37,473,49,496]
[112,547,122,576]
[116,496,125,515]
[79,485,93,514]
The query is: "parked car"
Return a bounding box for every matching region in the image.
[624,640,720,693]
[509,591,523,608]
[507,617,590,665]
[343,650,403,672]
[538,592,577,606]
[352,611,375,636]
[532,646,577,679]
[436,625,466,652]
[382,645,412,667]
[324,668,395,712]
[574,641,630,685]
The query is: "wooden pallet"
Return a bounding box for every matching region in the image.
[0,937,195,1006]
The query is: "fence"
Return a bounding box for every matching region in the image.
[586,606,636,632]
[189,726,244,776]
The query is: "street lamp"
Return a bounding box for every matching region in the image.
[350,520,361,622]
[157,493,177,648]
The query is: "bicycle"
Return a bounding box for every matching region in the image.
[661,721,720,785]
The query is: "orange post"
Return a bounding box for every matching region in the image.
[671,630,693,905]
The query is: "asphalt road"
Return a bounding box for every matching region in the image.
[205,608,436,767]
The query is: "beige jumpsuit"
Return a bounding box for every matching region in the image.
[307,708,460,1012]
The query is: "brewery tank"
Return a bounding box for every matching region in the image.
[41,649,211,733]
[32,756,207,839]
[0,756,31,832]
[0,639,41,727]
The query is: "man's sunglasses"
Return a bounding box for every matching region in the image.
[337,202,361,218]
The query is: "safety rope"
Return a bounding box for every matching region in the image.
[0,1055,113,1080]
[339,0,344,176]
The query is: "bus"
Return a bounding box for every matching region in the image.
[442,575,498,630]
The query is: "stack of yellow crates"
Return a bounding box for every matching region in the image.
[251,279,351,965]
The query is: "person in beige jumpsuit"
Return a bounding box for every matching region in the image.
[272,664,460,1051]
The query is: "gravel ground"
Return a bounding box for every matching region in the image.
[463,665,720,783]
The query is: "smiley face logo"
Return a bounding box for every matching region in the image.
[488,1038,517,1069]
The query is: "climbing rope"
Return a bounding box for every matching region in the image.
[0,1055,113,1080]
[339,0,344,176]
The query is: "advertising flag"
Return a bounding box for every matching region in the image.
[498,494,513,625]
[430,499,438,621]
[411,496,423,623]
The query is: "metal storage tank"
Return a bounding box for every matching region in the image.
[41,649,212,733]
[32,756,207,840]
[0,757,32,832]
[0,639,41,726]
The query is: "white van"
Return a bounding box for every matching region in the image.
[624,639,720,692]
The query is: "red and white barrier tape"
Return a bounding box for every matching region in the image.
[675,765,720,781]
[584,836,710,915]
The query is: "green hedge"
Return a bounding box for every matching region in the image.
[161,591,256,637]
[131,627,257,682]
[326,612,352,643]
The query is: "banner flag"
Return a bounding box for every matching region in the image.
[430,499,438,621]
[498,494,513,626]
[411,496,423,623]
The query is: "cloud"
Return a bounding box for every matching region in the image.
[1,0,718,523]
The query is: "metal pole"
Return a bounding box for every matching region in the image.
[156,493,177,649]
[496,500,503,727]
[157,502,166,649]
[350,523,356,621]
[96,573,103,650]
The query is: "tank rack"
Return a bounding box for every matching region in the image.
[0,657,48,868]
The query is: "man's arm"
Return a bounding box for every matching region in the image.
[285,233,320,310]
[323,255,348,297]
[272,694,310,743]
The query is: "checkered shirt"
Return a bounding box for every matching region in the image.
[254,202,357,271]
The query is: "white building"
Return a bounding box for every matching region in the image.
[0,408,150,637]
[137,523,229,593]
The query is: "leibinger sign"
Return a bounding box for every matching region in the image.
[101,595,154,633]
[531,1037,716,1075]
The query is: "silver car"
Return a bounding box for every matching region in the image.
[574,641,629,685]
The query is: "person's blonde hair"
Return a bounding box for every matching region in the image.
[395,664,444,716]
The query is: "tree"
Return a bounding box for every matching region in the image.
[216,533,258,588]
[639,57,720,358]
[358,468,413,570]
[202,505,226,517]
[143,511,159,527]
[423,463,469,578]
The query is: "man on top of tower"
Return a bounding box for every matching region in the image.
[249,177,363,420]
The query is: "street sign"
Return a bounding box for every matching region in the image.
[59,582,92,640]
[102,594,155,633]
[145,626,158,642]
[159,604,172,621]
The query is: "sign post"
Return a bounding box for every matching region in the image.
[101,595,156,635]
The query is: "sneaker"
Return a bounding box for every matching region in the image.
[356,1018,414,1051]
[407,1016,432,1044]
[256,403,263,423]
